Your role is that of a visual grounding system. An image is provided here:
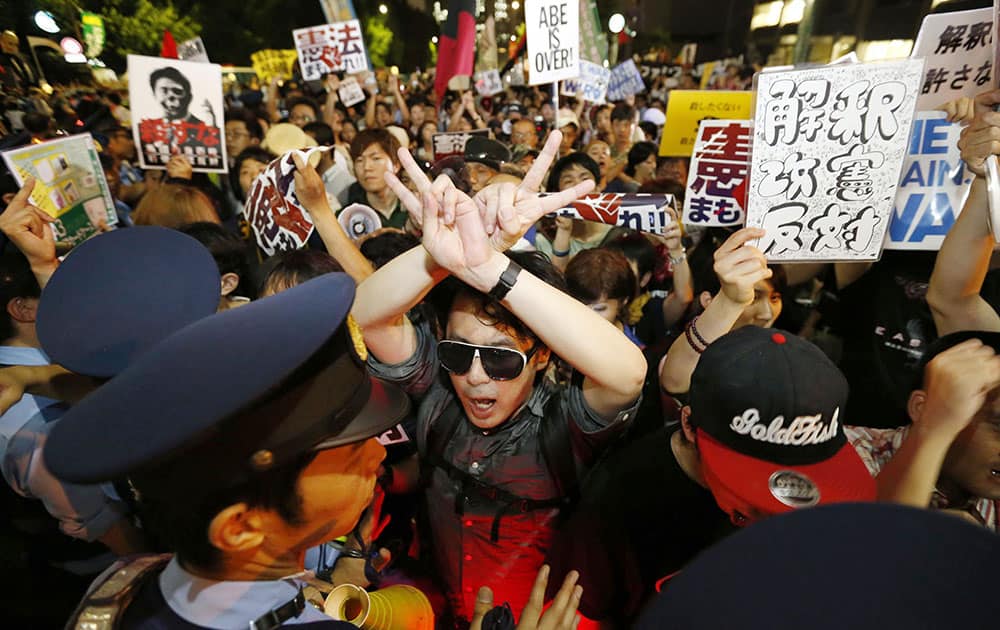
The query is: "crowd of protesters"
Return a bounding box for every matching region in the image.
[1,23,1000,630]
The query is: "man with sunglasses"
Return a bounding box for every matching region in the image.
[353,130,647,624]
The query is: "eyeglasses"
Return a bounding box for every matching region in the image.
[437,340,537,381]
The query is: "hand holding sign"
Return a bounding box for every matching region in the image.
[713,228,772,307]
[0,177,57,281]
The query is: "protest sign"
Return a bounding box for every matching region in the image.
[294,20,369,80]
[128,55,226,173]
[607,60,646,101]
[578,0,608,65]
[525,0,580,85]
[561,77,580,97]
[885,111,971,250]
[432,129,489,162]
[683,120,752,227]
[80,11,104,58]
[2,134,116,247]
[337,77,366,107]
[251,49,298,84]
[745,59,924,262]
[911,8,992,111]
[659,90,753,157]
[638,62,685,83]
[245,147,330,255]
[577,60,611,103]
[177,37,209,63]
[475,69,504,96]
[549,193,678,235]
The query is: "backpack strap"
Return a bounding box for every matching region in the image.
[67,553,172,630]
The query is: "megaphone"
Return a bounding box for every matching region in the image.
[324,583,433,630]
[338,203,383,241]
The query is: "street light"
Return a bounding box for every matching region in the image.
[379,4,388,14]
[431,36,438,44]
[608,13,625,34]
[33,11,60,34]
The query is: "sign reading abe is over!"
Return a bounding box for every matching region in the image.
[525,0,579,85]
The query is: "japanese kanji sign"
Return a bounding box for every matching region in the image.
[659,90,753,157]
[475,69,504,96]
[548,193,678,235]
[251,49,299,84]
[337,77,366,107]
[432,129,489,162]
[294,20,369,80]
[745,59,924,262]
[885,111,971,251]
[683,120,752,227]
[245,146,331,255]
[525,0,580,85]
[128,55,226,173]
[911,8,992,111]
[606,60,646,102]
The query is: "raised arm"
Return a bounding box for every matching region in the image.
[658,210,693,329]
[322,75,341,129]
[0,177,58,288]
[389,75,410,128]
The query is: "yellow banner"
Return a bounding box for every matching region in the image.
[659,90,753,157]
[251,49,299,84]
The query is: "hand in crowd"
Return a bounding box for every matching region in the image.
[0,177,58,279]
[324,74,341,94]
[713,227,771,306]
[470,565,582,630]
[330,488,392,589]
[165,154,193,180]
[655,207,685,258]
[918,339,1000,440]
[292,152,331,213]
[387,73,400,94]
[957,108,1000,177]
[554,216,573,232]
[940,88,1000,125]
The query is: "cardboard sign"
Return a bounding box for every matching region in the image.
[2,134,116,247]
[251,49,298,84]
[475,69,504,96]
[550,193,678,235]
[294,20,368,80]
[525,0,579,85]
[177,37,209,63]
[885,111,971,250]
[683,120,752,227]
[659,90,753,157]
[245,146,331,255]
[607,60,645,101]
[432,129,489,162]
[337,77,366,107]
[577,60,610,103]
[128,55,227,173]
[561,77,580,97]
[911,8,993,111]
[745,59,924,262]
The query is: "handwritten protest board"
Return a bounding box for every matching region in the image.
[577,60,611,103]
[607,59,646,102]
[128,55,226,173]
[885,111,971,250]
[2,134,116,247]
[177,37,209,63]
[475,69,504,96]
[337,77,366,107]
[294,20,368,80]
[525,0,579,85]
[659,90,753,157]
[745,59,924,262]
[245,147,330,255]
[549,193,678,235]
[911,8,992,111]
[683,120,752,227]
[432,129,490,162]
[251,49,298,84]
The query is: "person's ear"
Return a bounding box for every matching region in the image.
[680,406,697,443]
[207,503,266,554]
[907,390,927,425]
[7,297,38,324]
[220,273,240,297]
[699,291,713,310]
[532,347,552,372]
[249,137,260,147]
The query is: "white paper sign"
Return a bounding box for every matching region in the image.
[475,69,504,96]
[337,77,366,107]
[607,60,646,102]
[177,37,209,63]
[885,111,971,250]
[127,55,227,173]
[561,77,579,97]
[746,59,924,262]
[911,8,992,111]
[683,120,752,227]
[525,0,579,85]
[578,60,611,103]
[293,20,368,80]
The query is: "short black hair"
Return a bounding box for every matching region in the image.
[546,152,600,193]
[604,232,657,283]
[638,121,658,142]
[625,141,658,177]
[149,67,191,94]
[359,230,419,269]
[23,112,50,134]
[225,110,264,141]
[177,222,256,299]
[303,121,335,146]
[287,96,320,120]
[257,249,343,297]
[566,248,637,306]
[231,147,276,201]
[0,249,41,343]
[611,103,636,123]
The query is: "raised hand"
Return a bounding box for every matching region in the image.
[165,154,193,180]
[958,109,1000,177]
[469,565,582,630]
[292,152,330,213]
[940,88,1000,125]
[920,338,1000,440]
[0,177,58,284]
[713,227,771,306]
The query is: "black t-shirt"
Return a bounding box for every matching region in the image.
[546,426,735,623]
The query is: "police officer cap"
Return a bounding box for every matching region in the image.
[463,136,511,172]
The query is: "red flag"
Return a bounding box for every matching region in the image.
[161,31,178,59]
[434,0,476,99]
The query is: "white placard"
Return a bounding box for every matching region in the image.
[475,69,504,96]
[885,111,971,250]
[911,8,993,111]
[578,60,610,103]
[683,120,752,227]
[746,59,924,262]
[607,60,646,102]
[127,55,227,173]
[337,77,366,107]
[525,0,579,85]
[293,20,368,81]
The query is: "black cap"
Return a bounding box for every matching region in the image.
[45,273,410,489]
[636,503,1000,629]
[37,227,221,378]
[463,136,511,171]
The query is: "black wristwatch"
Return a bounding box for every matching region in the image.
[489,259,522,301]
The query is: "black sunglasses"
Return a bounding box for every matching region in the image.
[437,340,538,381]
